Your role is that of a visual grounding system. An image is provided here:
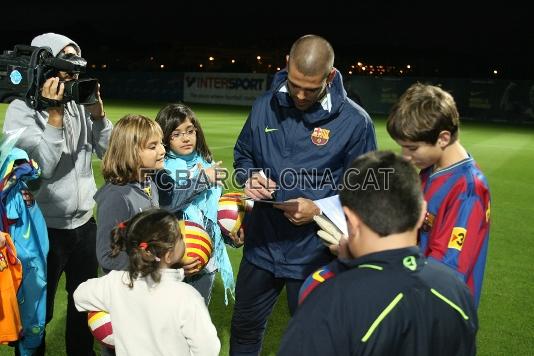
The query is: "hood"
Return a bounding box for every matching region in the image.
[93,182,116,204]
[31,32,81,57]
[0,146,30,179]
[270,68,347,124]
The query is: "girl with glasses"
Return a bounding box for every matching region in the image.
[155,103,240,306]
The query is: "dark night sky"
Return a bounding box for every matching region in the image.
[2,4,532,78]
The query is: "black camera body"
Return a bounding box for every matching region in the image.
[0,45,98,110]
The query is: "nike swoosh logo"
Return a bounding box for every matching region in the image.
[23,224,31,239]
[265,127,278,133]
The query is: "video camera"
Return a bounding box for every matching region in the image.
[0,45,98,110]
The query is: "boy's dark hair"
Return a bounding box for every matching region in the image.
[386,83,459,144]
[155,103,213,162]
[110,208,182,288]
[340,151,423,237]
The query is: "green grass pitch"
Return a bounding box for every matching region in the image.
[1,100,533,355]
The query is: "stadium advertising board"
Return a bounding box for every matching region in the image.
[348,76,534,123]
[184,72,268,106]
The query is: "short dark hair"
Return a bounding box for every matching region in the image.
[155,103,212,162]
[340,151,423,236]
[288,34,334,78]
[110,208,182,288]
[386,83,459,144]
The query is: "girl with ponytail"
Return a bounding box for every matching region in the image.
[74,209,220,356]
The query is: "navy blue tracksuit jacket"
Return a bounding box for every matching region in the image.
[279,247,478,355]
[233,69,377,279]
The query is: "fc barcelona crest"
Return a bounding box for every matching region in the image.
[311,127,330,146]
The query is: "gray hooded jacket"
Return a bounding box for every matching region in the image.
[3,33,113,229]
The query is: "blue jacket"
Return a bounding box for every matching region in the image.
[279,247,477,356]
[0,148,48,355]
[233,69,377,279]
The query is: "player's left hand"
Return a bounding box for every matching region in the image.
[274,198,321,226]
[85,83,106,120]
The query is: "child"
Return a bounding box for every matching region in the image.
[386,83,491,308]
[155,103,239,305]
[279,151,477,356]
[73,208,221,356]
[94,114,165,273]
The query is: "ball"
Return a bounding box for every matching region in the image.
[178,220,213,272]
[87,311,114,348]
[217,192,253,236]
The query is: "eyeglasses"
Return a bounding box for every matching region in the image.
[170,128,197,140]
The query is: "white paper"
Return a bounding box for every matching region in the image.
[314,195,348,236]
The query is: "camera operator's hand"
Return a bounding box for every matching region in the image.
[42,77,65,128]
[85,83,106,120]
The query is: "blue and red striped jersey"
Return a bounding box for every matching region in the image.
[419,156,491,308]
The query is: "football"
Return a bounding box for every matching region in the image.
[217,192,253,236]
[87,311,114,348]
[178,220,213,272]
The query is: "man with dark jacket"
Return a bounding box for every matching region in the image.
[230,34,377,355]
[278,151,478,356]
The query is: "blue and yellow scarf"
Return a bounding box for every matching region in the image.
[165,151,234,304]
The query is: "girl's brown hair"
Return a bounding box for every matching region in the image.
[102,114,163,184]
[155,103,212,162]
[110,208,182,288]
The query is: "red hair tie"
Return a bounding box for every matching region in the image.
[117,222,127,230]
[138,242,148,250]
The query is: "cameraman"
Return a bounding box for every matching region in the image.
[3,33,112,356]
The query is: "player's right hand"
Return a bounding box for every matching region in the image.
[244,171,277,200]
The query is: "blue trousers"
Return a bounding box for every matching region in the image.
[230,258,303,356]
[185,269,216,305]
